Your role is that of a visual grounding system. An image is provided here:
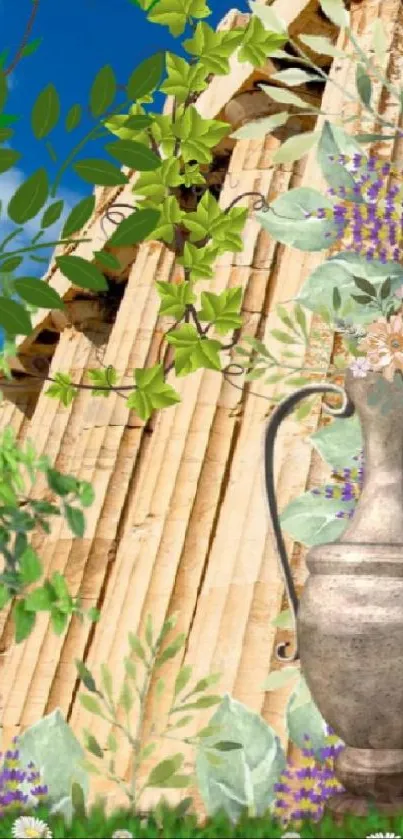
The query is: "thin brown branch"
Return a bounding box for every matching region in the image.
[4,0,40,77]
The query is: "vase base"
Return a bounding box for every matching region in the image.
[326,793,403,822]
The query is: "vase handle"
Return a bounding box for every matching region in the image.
[264,382,355,662]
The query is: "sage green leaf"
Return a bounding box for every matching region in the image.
[147,754,184,787]
[106,140,161,170]
[65,104,82,132]
[7,167,49,223]
[259,83,316,109]
[270,68,321,86]
[128,632,147,661]
[14,277,65,310]
[90,65,117,117]
[127,51,166,100]
[196,694,286,823]
[145,613,153,648]
[371,19,388,65]
[61,195,96,237]
[13,600,36,643]
[55,255,108,292]
[155,633,186,667]
[230,112,288,140]
[31,84,60,139]
[79,695,103,716]
[280,491,354,547]
[0,297,32,336]
[76,659,97,692]
[262,666,299,691]
[118,681,134,713]
[298,33,346,58]
[73,159,128,186]
[83,730,104,759]
[356,64,372,107]
[355,132,397,143]
[174,665,193,698]
[310,415,362,470]
[319,0,350,28]
[286,676,328,757]
[41,199,64,228]
[0,148,21,173]
[272,131,320,164]
[271,609,294,630]
[64,504,85,538]
[317,121,366,201]
[255,187,339,251]
[248,1,287,34]
[107,208,160,246]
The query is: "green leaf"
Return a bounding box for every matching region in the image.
[255,187,339,252]
[118,680,134,713]
[107,208,160,247]
[182,23,244,77]
[165,325,223,377]
[298,33,346,58]
[76,481,95,507]
[174,665,193,698]
[24,583,56,612]
[79,695,104,716]
[171,107,229,165]
[55,255,108,292]
[41,199,64,229]
[259,83,315,109]
[271,68,321,86]
[148,0,210,36]
[147,755,184,787]
[20,547,43,585]
[248,1,288,35]
[156,280,196,320]
[280,490,355,547]
[172,695,222,713]
[317,121,367,201]
[31,84,60,139]
[50,607,69,635]
[90,65,117,117]
[238,16,286,66]
[93,250,121,271]
[65,104,82,132]
[145,614,153,648]
[177,242,219,282]
[8,167,49,223]
[183,191,246,251]
[128,632,147,661]
[155,633,187,667]
[76,659,98,692]
[310,414,362,470]
[356,64,372,107]
[84,730,104,759]
[160,52,207,101]
[106,139,161,171]
[13,600,36,643]
[371,19,388,65]
[272,131,320,164]
[353,276,376,297]
[0,297,32,336]
[71,782,87,819]
[197,288,243,336]
[21,37,42,58]
[332,286,342,311]
[0,148,21,173]
[213,741,243,752]
[61,195,96,238]
[64,504,85,538]
[123,114,153,130]
[286,676,327,757]
[73,159,128,186]
[0,71,7,111]
[271,609,294,630]
[46,468,78,496]
[0,584,11,609]
[380,276,392,299]
[230,112,289,141]
[319,0,350,28]
[127,363,181,421]
[127,52,166,99]
[262,667,300,691]
[14,277,65,310]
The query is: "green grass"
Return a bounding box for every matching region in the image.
[2,801,403,838]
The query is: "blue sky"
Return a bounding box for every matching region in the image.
[0,0,249,270]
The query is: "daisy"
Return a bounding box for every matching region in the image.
[366,833,402,838]
[358,314,403,381]
[349,357,372,378]
[11,815,52,838]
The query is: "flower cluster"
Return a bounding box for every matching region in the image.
[306,154,403,263]
[310,450,364,520]
[0,738,48,817]
[272,727,345,830]
[357,314,403,381]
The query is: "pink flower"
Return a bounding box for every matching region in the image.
[358,314,403,381]
[395,285,403,299]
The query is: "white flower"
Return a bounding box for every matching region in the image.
[349,356,372,378]
[11,816,52,838]
[111,831,134,839]
[281,833,301,839]
[366,833,402,838]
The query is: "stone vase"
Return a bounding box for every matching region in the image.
[264,369,403,816]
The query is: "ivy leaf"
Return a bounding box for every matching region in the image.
[0,297,32,336]
[272,131,320,164]
[7,168,49,223]
[106,140,161,171]
[87,367,118,397]
[13,277,65,310]
[31,84,60,139]
[73,159,128,186]
[172,106,229,164]
[61,195,96,237]
[13,600,36,643]
[197,288,243,335]
[165,324,223,377]
[107,208,160,246]
[183,191,246,252]
[127,363,181,421]
[356,64,372,107]
[159,53,207,102]
[147,0,210,37]
[177,242,219,282]
[90,65,117,117]
[55,255,108,291]
[45,372,79,407]
[147,196,182,245]
[238,16,287,66]
[134,158,183,205]
[127,51,166,100]
[182,23,244,76]
[156,280,196,319]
